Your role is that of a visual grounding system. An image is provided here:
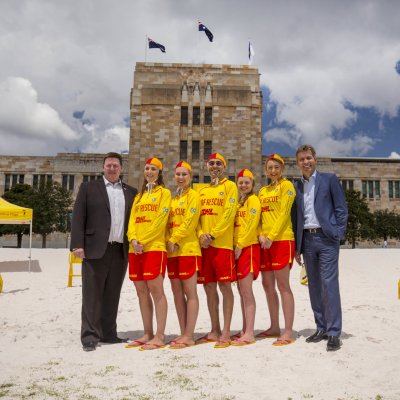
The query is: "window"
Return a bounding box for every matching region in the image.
[205,107,212,125]
[362,180,367,197]
[83,175,98,182]
[193,107,200,126]
[368,181,373,199]
[5,174,24,191]
[374,180,380,198]
[69,175,75,192]
[203,175,211,183]
[33,175,39,189]
[229,175,235,182]
[389,181,393,198]
[62,174,75,192]
[4,174,11,192]
[192,175,199,184]
[62,175,68,190]
[33,174,52,189]
[204,140,212,160]
[39,175,45,186]
[362,179,380,200]
[180,106,188,125]
[180,140,188,160]
[389,181,400,199]
[192,140,200,160]
[341,179,354,191]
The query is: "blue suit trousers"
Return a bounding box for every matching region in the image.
[303,231,342,337]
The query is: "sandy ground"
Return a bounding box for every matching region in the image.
[0,248,399,400]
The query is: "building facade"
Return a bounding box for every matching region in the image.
[1,153,399,214]
[0,153,128,199]
[128,62,263,188]
[264,156,400,213]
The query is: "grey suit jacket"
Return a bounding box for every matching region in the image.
[70,178,137,260]
[292,171,348,255]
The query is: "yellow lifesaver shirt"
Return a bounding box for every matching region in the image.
[197,178,238,250]
[234,193,261,249]
[167,188,201,257]
[127,186,171,252]
[258,178,296,241]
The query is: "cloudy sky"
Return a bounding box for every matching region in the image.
[1,0,399,158]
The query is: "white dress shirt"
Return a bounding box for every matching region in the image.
[103,176,125,243]
[302,170,321,229]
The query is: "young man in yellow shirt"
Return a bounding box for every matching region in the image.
[196,153,238,348]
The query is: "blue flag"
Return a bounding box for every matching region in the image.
[198,21,213,42]
[148,37,166,53]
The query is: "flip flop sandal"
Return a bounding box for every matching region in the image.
[231,339,256,347]
[125,340,147,348]
[214,339,231,349]
[139,343,166,351]
[272,339,296,346]
[169,342,195,350]
[195,335,217,345]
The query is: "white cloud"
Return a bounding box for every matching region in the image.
[0,77,77,142]
[388,151,400,159]
[0,0,399,157]
[79,124,130,154]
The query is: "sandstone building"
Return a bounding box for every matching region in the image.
[127,62,263,188]
[0,153,125,200]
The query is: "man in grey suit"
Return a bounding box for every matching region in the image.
[292,144,348,351]
[71,152,137,351]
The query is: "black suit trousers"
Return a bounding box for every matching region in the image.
[81,243,127,345]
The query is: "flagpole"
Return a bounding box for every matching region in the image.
[145,35,148,63]
[195,20,199,64]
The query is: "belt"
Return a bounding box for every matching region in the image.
[108,241,123,246]
[304,228,323,234]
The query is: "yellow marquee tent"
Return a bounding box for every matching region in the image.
[0,198,33,271]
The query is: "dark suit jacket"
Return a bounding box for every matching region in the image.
[292,171,348,255]
[70,179,137,261]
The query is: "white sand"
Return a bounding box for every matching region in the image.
[0,248,399,400]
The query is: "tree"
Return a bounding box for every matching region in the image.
[32,182,73,248]
[373,209,400,241]
[345,189,375,248]
[0,184,34,247]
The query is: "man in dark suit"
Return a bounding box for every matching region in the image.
[71,152,137,351]
[292,144,348,351]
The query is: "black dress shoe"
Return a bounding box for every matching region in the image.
[306,330,328,343]
[100,337,129,344]
[82,341,97,352]
[327,336,341,351]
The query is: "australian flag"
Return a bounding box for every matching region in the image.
[148,37,166,53]
[198,21,213,42]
